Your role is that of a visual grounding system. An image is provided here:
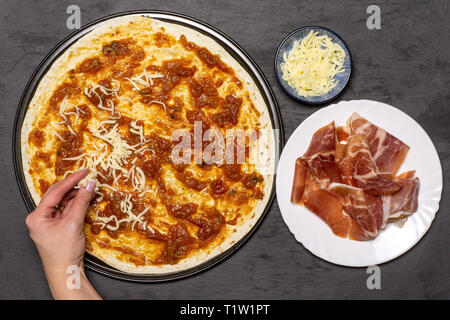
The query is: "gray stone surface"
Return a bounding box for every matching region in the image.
[0,0,448,299]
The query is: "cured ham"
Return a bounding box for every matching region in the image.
[339,135,401,195]
[291,113,420,241]
[336,125,349,142]
[328,183,383,238]
[291,121,340,204]
[348,113,409,176]
[304,189,370,241]
[382,171,420,226]
[291,158,308,204]
[303,121,336,158]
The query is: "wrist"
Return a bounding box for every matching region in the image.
[42,260,84,282]
[43,262,96,300]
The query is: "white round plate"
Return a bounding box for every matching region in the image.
[276,100,443,267]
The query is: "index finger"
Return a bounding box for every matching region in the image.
[39,169,90,209]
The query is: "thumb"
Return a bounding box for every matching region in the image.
[67,179,96,224]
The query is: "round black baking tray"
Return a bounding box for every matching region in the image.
[12,10,284,282]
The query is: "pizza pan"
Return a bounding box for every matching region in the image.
[12,10,284,282]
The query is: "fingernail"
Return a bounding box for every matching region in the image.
[86,179,96,192]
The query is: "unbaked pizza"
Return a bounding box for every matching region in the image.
[21,16,275,273]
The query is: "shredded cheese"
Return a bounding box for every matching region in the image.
[126,71,164,90]
[280,30,346,97]
[59,78,166,234]
[84,82,122,118]
[65,121,137,193]
[130,119,149,144]
[52,130,65,142]
[92,195,151,232]
[150,100,166,111]
[51,96,80,137]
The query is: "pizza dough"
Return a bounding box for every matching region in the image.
[21,15,275,274]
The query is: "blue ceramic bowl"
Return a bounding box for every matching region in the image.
[274,26,352,105]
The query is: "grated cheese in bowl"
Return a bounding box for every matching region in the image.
[280,30,346,97]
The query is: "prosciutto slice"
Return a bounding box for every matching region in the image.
[291,121,340,204]
[305,189,370,241]
[328,183,383,238]
[303,121,336,158]
[291,158,308,204]
[348,113,409,176]
[339,135,401,195]
[382,171,420,226]
[290,114,420,241]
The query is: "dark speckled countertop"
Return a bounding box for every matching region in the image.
[0,0,448,299]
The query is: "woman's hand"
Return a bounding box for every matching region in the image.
[26,169,101,300]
